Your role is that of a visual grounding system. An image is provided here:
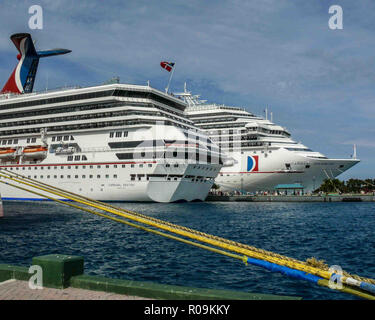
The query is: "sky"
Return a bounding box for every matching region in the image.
[0,0,374,180]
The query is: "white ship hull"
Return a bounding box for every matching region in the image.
[0,124,222,203]
[0,162,219,202]
[216,148,359,193]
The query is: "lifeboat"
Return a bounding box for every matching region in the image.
[22,145,48,160]
[0,148,16,160]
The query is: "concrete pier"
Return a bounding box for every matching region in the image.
[0,254,301,300]
[206,194,375,202]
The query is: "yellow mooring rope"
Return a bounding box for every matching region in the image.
[0,168,374,300]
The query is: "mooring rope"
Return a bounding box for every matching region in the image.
[0,168,374,299]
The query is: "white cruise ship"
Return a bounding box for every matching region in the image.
[177,85,359,193]
[0,33,223,202]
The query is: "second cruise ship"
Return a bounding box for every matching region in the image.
[177,84,359,193]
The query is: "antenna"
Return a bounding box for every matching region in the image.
[270,111,273,123]
[353,144,357,159]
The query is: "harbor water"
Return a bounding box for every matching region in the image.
[0,201,374,300]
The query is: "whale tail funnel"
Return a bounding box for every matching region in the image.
[1,33,71,94]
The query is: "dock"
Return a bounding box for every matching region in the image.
[206,194,375,202]
[0,254,300,300]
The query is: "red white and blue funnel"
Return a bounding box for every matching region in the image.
[1,33,71,94]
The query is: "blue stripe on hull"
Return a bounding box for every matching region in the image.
[1,197,72,202]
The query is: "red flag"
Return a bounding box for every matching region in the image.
[160,61,175,72]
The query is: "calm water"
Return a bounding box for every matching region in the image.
[0,200,374,300]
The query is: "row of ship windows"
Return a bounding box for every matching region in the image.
[5,163,215,171]
[0,119,192,136]
[67,155,88,161]
[20,174,212,182]
[1,137,37,145]
[7,164,154,170]
[109,131,129,138]
[0,108,193,129]
[26,174,119,179]
[52,135,75,142]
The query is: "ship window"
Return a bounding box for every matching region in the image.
[123,131,128,137]
[63,136,69,141]
[28,167,31,170]
[166,164,170,167]
[114,174,117,178]
[105,174,109,178]
[13,139,18,144]
[148,164,152,167]
[131,164,134,168]
[74,156,81,161]
[67,156,73,161]
[52,137,56,142]
[8,140,12,144]
[82,155,87,161]
[90,165,93,169]
[139,164,143,168]
[82,175,86,178]
[54,175,57,179]
[70,136,74,141]
[67,175,71,178]
[60,175,64,179]
[83,166,86,169]
[122,164,126,168]
[27,138,30,143]
[115,132,122,138]
[67,166,71,169]
[110,132,114,138]
[47,175,50,178]
[31,138,36,143]
[97,165,101,168]
[106,165,109,168]
[114,165,117,168]
[60,166,64,169]
[1,141,6,145]
[305,165,310,168]
[75,175,79,178]
[34,175,37,178]
[174,164,178,167]
[57,136,62,141]
[97,175,100,178]
[75,166,79,169]
[89,175,93,178]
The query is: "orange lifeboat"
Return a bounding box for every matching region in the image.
[22,145,48,159]
[0,148,16,160]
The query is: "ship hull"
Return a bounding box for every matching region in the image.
[216,148,359,193]
[0,162,220,203]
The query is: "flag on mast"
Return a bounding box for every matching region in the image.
[160,61,175,72]
[161,61,176,93]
